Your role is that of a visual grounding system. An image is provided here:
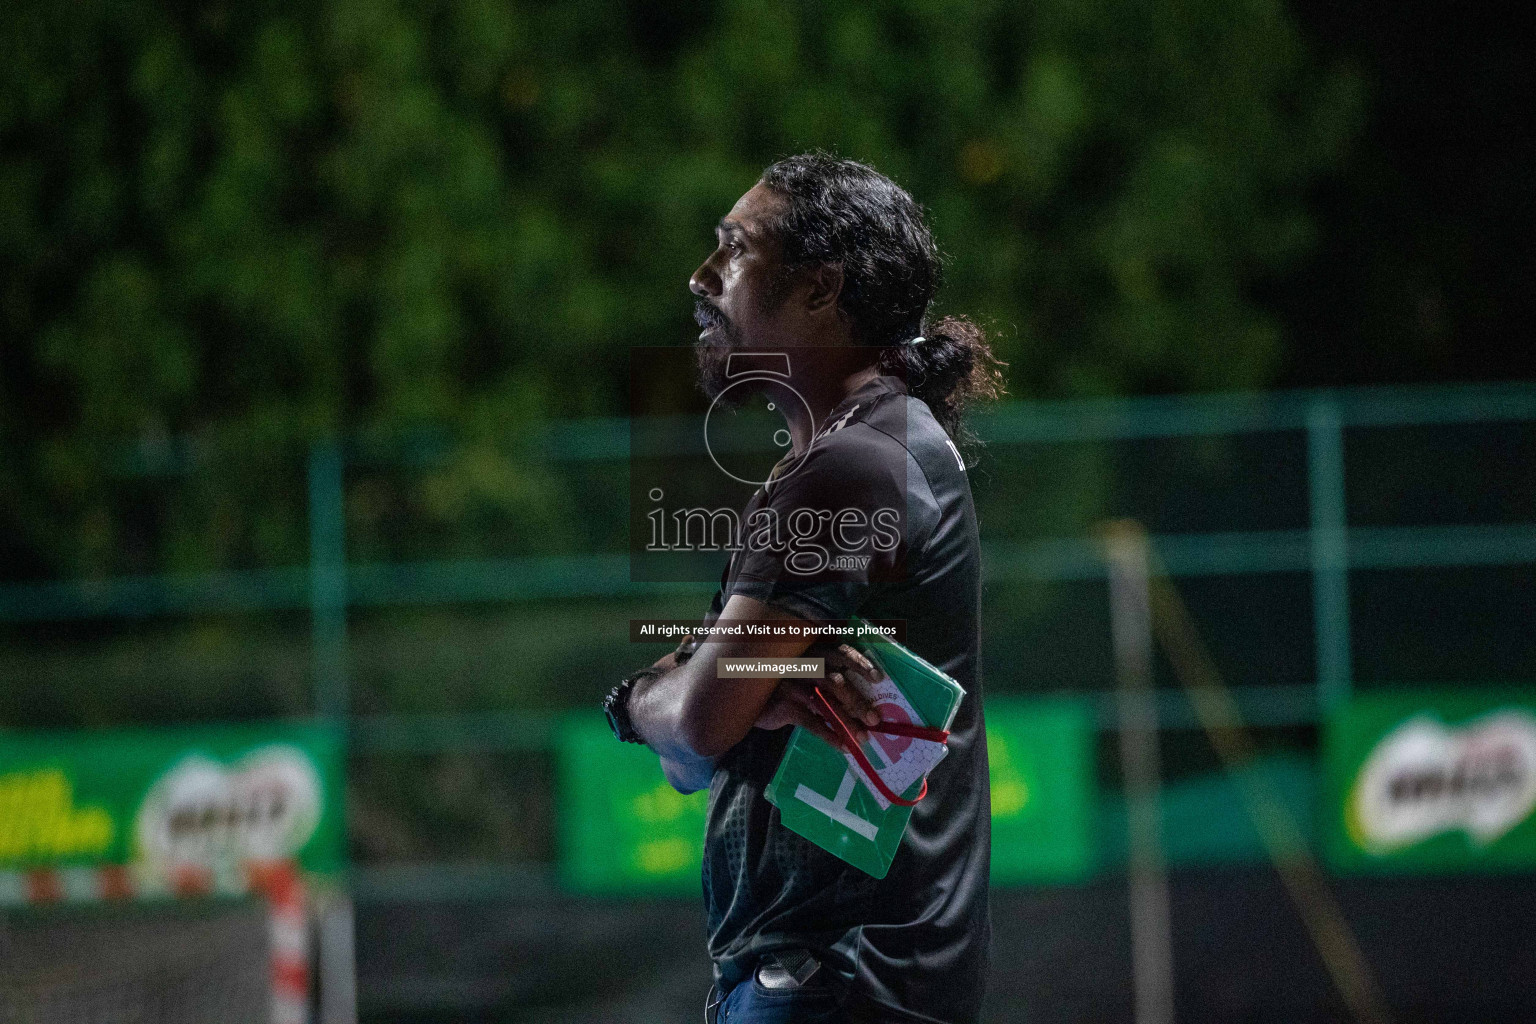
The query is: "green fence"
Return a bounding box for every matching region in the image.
[4,382,1535,900]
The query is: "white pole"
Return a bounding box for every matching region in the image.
[318,893,358,1024]
[1105,522,1176,1024]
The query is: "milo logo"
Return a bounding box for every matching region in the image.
[1348,712,1536,853]
[135,745,322,868]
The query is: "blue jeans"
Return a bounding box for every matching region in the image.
[709,972,847,1024]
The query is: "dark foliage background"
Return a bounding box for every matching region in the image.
[1,8,1530,1018]
[3,0,1528,585]
[4,0,1371,581]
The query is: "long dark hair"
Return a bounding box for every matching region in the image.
[758,152,1006,455]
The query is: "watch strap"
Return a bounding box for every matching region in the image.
[604,667,661,744]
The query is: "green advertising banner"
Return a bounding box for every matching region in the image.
[985,697,1096,883]
[558,715,708,893]
[1325,690,1536,874]
[0,722,345,877]
[558,696,1097,893]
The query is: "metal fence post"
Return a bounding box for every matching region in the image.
[1307,399,1352,714]
[308,442,349,720]
[1104,522,1176,1024]
[319,892,358,1024]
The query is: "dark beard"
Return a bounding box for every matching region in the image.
[693,301,738,402]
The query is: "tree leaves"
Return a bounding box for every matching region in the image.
[1,0,1357,578]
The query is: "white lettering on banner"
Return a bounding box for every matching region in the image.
[794,770,879,840]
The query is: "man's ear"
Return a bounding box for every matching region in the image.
[802,262,844,316]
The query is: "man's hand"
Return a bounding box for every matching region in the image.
[752,642,886,747]
[630,597,893,763]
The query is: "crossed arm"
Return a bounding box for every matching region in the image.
[628,594,880,793]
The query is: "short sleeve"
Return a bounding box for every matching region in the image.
[728,427,931,623]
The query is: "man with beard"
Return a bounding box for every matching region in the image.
[602,153,1005,1023]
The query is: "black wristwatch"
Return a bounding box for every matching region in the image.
[604,668,660,744]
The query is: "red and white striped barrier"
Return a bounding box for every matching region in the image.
[250,861,310,1024]
[0,859,311,1024]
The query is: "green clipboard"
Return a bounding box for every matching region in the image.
[764,621,965,877]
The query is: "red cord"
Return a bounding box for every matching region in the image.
[811,686,948,807]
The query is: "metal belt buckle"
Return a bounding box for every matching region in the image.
[758,949,821,990]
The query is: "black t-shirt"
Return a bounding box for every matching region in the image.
[698,375,991,1024]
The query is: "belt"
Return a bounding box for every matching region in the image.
[759,948,822,989]
[703,950,828,1023]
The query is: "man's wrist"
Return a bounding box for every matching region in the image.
[604,666,663,744]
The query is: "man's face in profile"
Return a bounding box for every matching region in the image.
[689,183,796,402]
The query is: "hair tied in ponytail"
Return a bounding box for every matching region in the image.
[756,153,1006,455]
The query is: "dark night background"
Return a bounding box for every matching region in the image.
[1275,0,1532,387]
[2,1,1533,1021]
